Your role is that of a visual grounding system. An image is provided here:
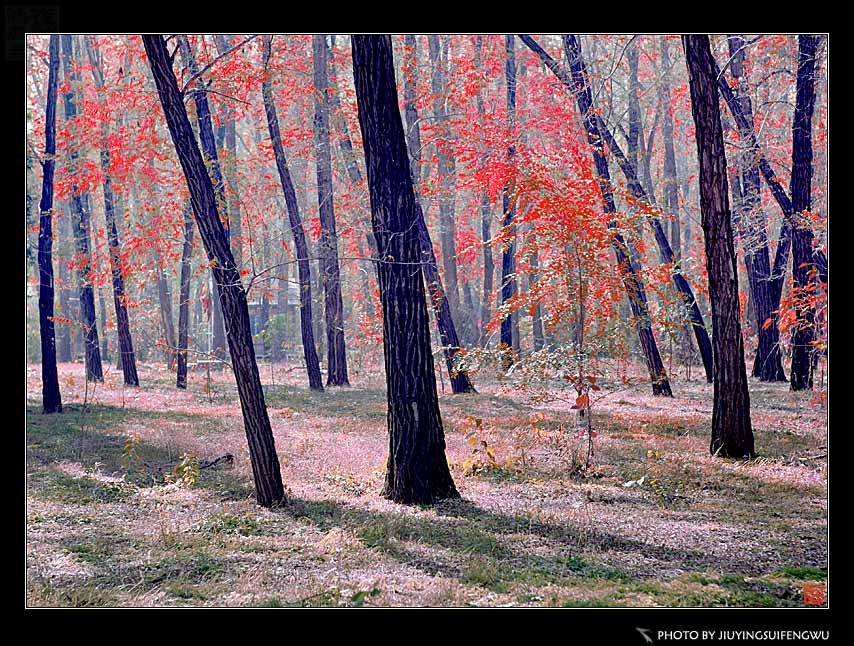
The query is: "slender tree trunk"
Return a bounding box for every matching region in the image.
[157,269,177,368]
[145,34,285,508]
[84,36,140,386]
[725,35,786,382]
[789,35,821,391]
[60,35,102,382]
[683,35,754,458]
[176,202,194,389]
[500,35,519,370]
[312,35,349,386]
[262,36,324,391]
[402,35,476,393]
[352,34,459,504]
[37,34,62,413]
[98,291,110,364]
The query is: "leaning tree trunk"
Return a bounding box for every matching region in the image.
[176,202,194,389]
[402,35,476,393]
[683,35,754,458]
[723,35,787,382]
[500,35,519,370]
[312,35,349,387]
[520,35,711,385]
[178,35,230,366]
[352,34,459,505]
[789,35,821,392]
[144,34,285,508]
[37,34,62,413]
[60,34,102,383]
[262,36,324,391]
[84,36,140,386]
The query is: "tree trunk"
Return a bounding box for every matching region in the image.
[312,35,349,386]
[98,290,110,364]
[37,34,62,413]
[683,35,754,458]
[176,202,194,389]
[144,34,285,508]
[157,269,177,368]
[500,35,519,370]
[402,35,476,393]
[352,34,459,505]
[83,36,140,386]
[262,36,324,391]
[789,35,821,391]
[60,35,102,383]
[725,35,786,382]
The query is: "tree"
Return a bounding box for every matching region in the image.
[261,36,324,391]
[60,34,103,383]
[313,35,350,387]
[500,35,519,370]
[351,34,458,504]
[683,35,754,458]
[789,35,821,392]
[143,34,285,507]
[37,34,62,413]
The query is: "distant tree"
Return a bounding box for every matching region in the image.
[37,34,62,413]
[312,35,350,387]
[60,34,102,382]
[144,34,285,507]
[500,35,519,370]
[683,35,754,458]
[352,34,459,504]
[176,202,194,389]
[261,36,324,391]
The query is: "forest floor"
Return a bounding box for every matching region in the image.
[25,359,828,608]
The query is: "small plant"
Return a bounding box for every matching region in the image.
[122,433,144,477]
[168,453,200,487]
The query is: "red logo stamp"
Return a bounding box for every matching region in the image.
[803,582,826,605]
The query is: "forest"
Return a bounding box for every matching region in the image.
[25,33,827,609]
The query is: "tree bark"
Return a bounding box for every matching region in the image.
[37,34,62,413]
[83,36,140,386]
[144,34,285,508]
[352,34,459,505]
[60,34,103,382]
[683,35,754,458]
[312,35,350,386]
[262,36,324,391]
[789,35,821,391]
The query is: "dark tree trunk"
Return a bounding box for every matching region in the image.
[789,35,821,391]
[500,35,519,370]
[352,34,459,505]
[474,37,495,348]
[144,34,285,508]
[428,35,461,318]
[683,35,754,458]
[402,35,476,393]
[84,36,140,386]
[176,203,194,389]
[312,35,349,387]
[262,36,324,391]
[178,35,230,366]
[37,34,62,413]
[98,291,110,364]
[725,35,786,383]
[60,35,102,383]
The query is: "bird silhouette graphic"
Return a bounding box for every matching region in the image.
[636,628,654,644]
